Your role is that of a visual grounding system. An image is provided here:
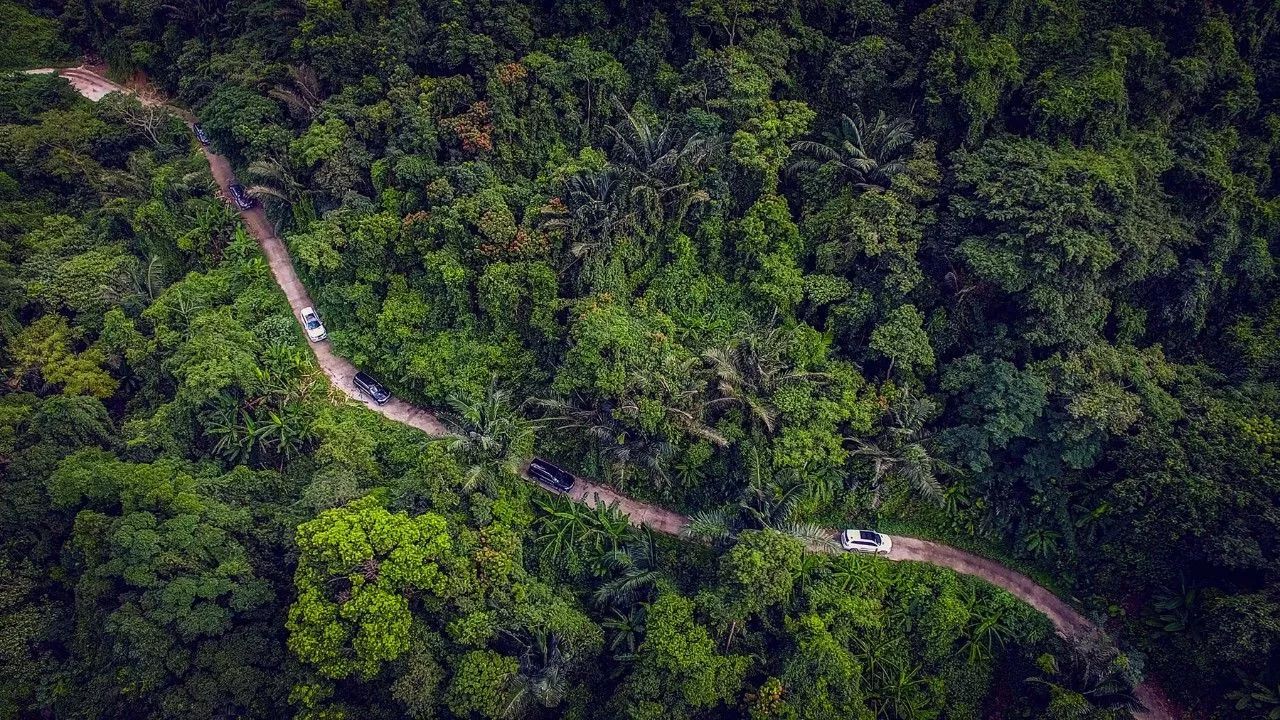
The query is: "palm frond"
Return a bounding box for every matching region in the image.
[778,522,839,551]
[682,508,735,543]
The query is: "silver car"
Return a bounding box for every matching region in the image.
[300,306,326,342]
[839,529,893,554]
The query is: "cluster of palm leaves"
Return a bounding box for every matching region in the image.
[490,628,571,717]
[532,492,634,576]
[201,341,317,466]
[534,319,826,492]
[443,382,535,493]
[791,557,1026,720]
[539,102,715,292]
[531,394,675,490]
[593,530,663,607]
[787,106,915,190]
[683,452,836,551]
[530,492,663,664]
[850,388,954,506]
[860,644,938,720]
[244,155,316,227]
[1227,676,1280,720]
[703,316,827,436]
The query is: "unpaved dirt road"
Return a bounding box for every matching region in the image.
[38,66,1178,720]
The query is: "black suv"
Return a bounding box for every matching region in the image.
[353,371,391,405]
[528,458,576,493]
[192,124,210,145]
[228,183,255,210]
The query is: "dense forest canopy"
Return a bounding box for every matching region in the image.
[1,0,1278,719]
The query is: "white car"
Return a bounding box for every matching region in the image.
[300,306,326,342]
[839,529,893,554]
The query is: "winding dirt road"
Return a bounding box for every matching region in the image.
[33,66,1177,720]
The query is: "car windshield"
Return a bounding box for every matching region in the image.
[305,317,321,329]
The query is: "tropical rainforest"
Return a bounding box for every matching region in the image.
[1,0,1278,719]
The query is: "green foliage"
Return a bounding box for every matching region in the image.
[718,529,804,618]
[287,495,453,681]
[869,304,934,378]
[445,650,519,719]
[5,1,1280,717]
[0,2,68,71]
[625,591,749,714]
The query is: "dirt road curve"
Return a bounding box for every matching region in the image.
[38,66,1177,720]
[201,151,451,436]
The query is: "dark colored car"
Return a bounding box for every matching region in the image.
[228,183,255,210]
[192,124,210,145]
[528,458,576,493]
[353,371,391,405]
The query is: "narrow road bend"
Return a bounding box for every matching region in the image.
[34,66,1177,720]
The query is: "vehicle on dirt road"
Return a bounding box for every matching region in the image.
[839,529,893,554]
[528,458,576,493]
[353,371,391,405]
[192,124,210,145]
[228,183,255,210]
[300,306,326,342]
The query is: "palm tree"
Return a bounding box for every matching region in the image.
[203,404,253,458]
[684,508,737,545]
[446,383,535,492]
[850,389,953,506]
[588,498,635,556]
[245,156,315,227]
[788,107,914,190]
[778,462,844,506]
[609,102,711,190]
[1227,677,1280,719]
[204,399,255,465]
[534,494,598,571]
[958,586,1017,662]
[533,394,675,491]
[682,458,836,551]
[1146,574,1201,637]
[533,493,635,576]
[594,530,663,606]
[260,405,313,461]
[617,356,728,449]
[828,550,891,593]
[268,65,323,121]
[601,605,646,659]
[739,474,834,550]
[851,630,913,713]
[1023,527,1061,559]
[599,434,675,490]
[607,101,714,233]
[703,320,826,436]
[876,658,933,720]
[531,393,617,444]
[511,629,571,712]
[539,168,636,291]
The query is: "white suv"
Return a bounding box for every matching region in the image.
[300,306,326,342]
[839,529,892,554]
